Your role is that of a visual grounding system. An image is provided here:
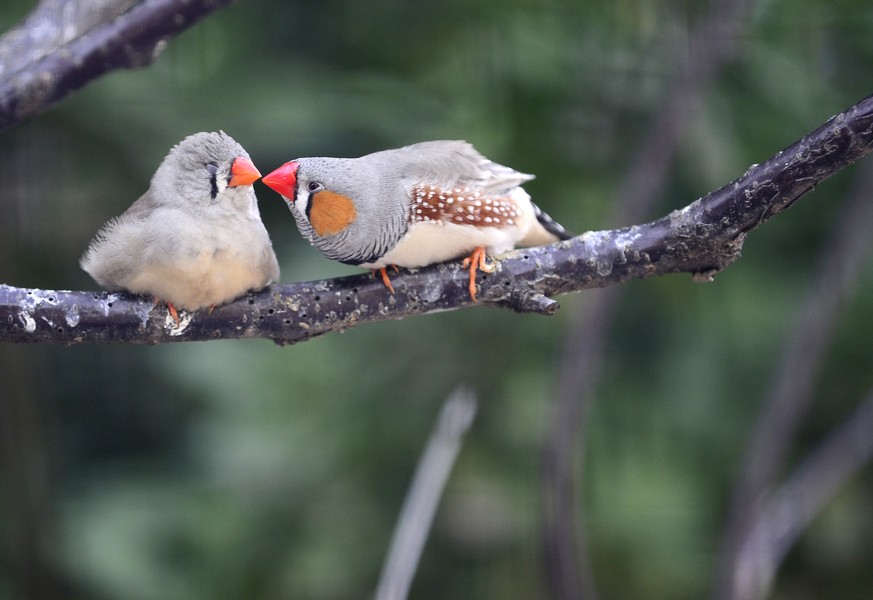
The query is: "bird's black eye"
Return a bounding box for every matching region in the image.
[308,181,323,193]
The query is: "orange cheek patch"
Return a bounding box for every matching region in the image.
[309,191,357,236]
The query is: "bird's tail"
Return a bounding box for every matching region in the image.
[533,202,573,241]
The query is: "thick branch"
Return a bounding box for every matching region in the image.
[2,93,873,344]
[0,0,234,132]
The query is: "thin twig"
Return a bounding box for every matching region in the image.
[375,387,477,600]
[543,0,755,596]
[713,159,873,600]
[731,393,873,600]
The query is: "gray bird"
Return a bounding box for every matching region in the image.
[81,131,280,322]
[262,140,570,300]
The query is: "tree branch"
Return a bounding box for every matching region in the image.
[0,0,234,132]
[1,93,873,344]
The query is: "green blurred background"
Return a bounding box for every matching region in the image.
[2,1,873,598]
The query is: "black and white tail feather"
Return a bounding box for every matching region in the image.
[533,203,573,240]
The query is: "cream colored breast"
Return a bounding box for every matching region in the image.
[360,187,543,270]
[124,212,276,310]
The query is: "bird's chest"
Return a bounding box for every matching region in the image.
[363,221,516,268]
[177,228,264,283]
[133,220,268,309]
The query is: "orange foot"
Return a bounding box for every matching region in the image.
[154,297,181,326]
[461,246,494,302]
[372,266,399,294]
[167,302,181,326]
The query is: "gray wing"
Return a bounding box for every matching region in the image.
[386,140,534,194]
[79,190,157,288]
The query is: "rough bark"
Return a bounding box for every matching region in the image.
[2,93,873,345]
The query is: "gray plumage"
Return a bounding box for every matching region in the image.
[274,140,571,269]
[81,131,279,311]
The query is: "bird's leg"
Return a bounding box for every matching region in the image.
[461,246,494,302]
[153,296,181,326]
[166,302,181,326]
[371,267,396,294]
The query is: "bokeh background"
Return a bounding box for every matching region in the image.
[2,1,873,599]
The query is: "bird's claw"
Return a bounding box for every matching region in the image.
[462,246,493,302]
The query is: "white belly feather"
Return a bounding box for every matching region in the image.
[361,188,542,269]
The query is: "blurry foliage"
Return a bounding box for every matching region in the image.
[1,0,873,599]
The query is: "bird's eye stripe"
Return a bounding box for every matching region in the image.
[207,162,219,199]
[303,181,323,219]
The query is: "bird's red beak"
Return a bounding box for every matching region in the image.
[262,161,299,199]
[228,156,262,187]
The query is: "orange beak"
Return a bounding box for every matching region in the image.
[262,161,299,199]
[228,156,261,187]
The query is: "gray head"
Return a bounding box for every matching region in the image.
[263,154,408,265]
[150,131,262,215]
